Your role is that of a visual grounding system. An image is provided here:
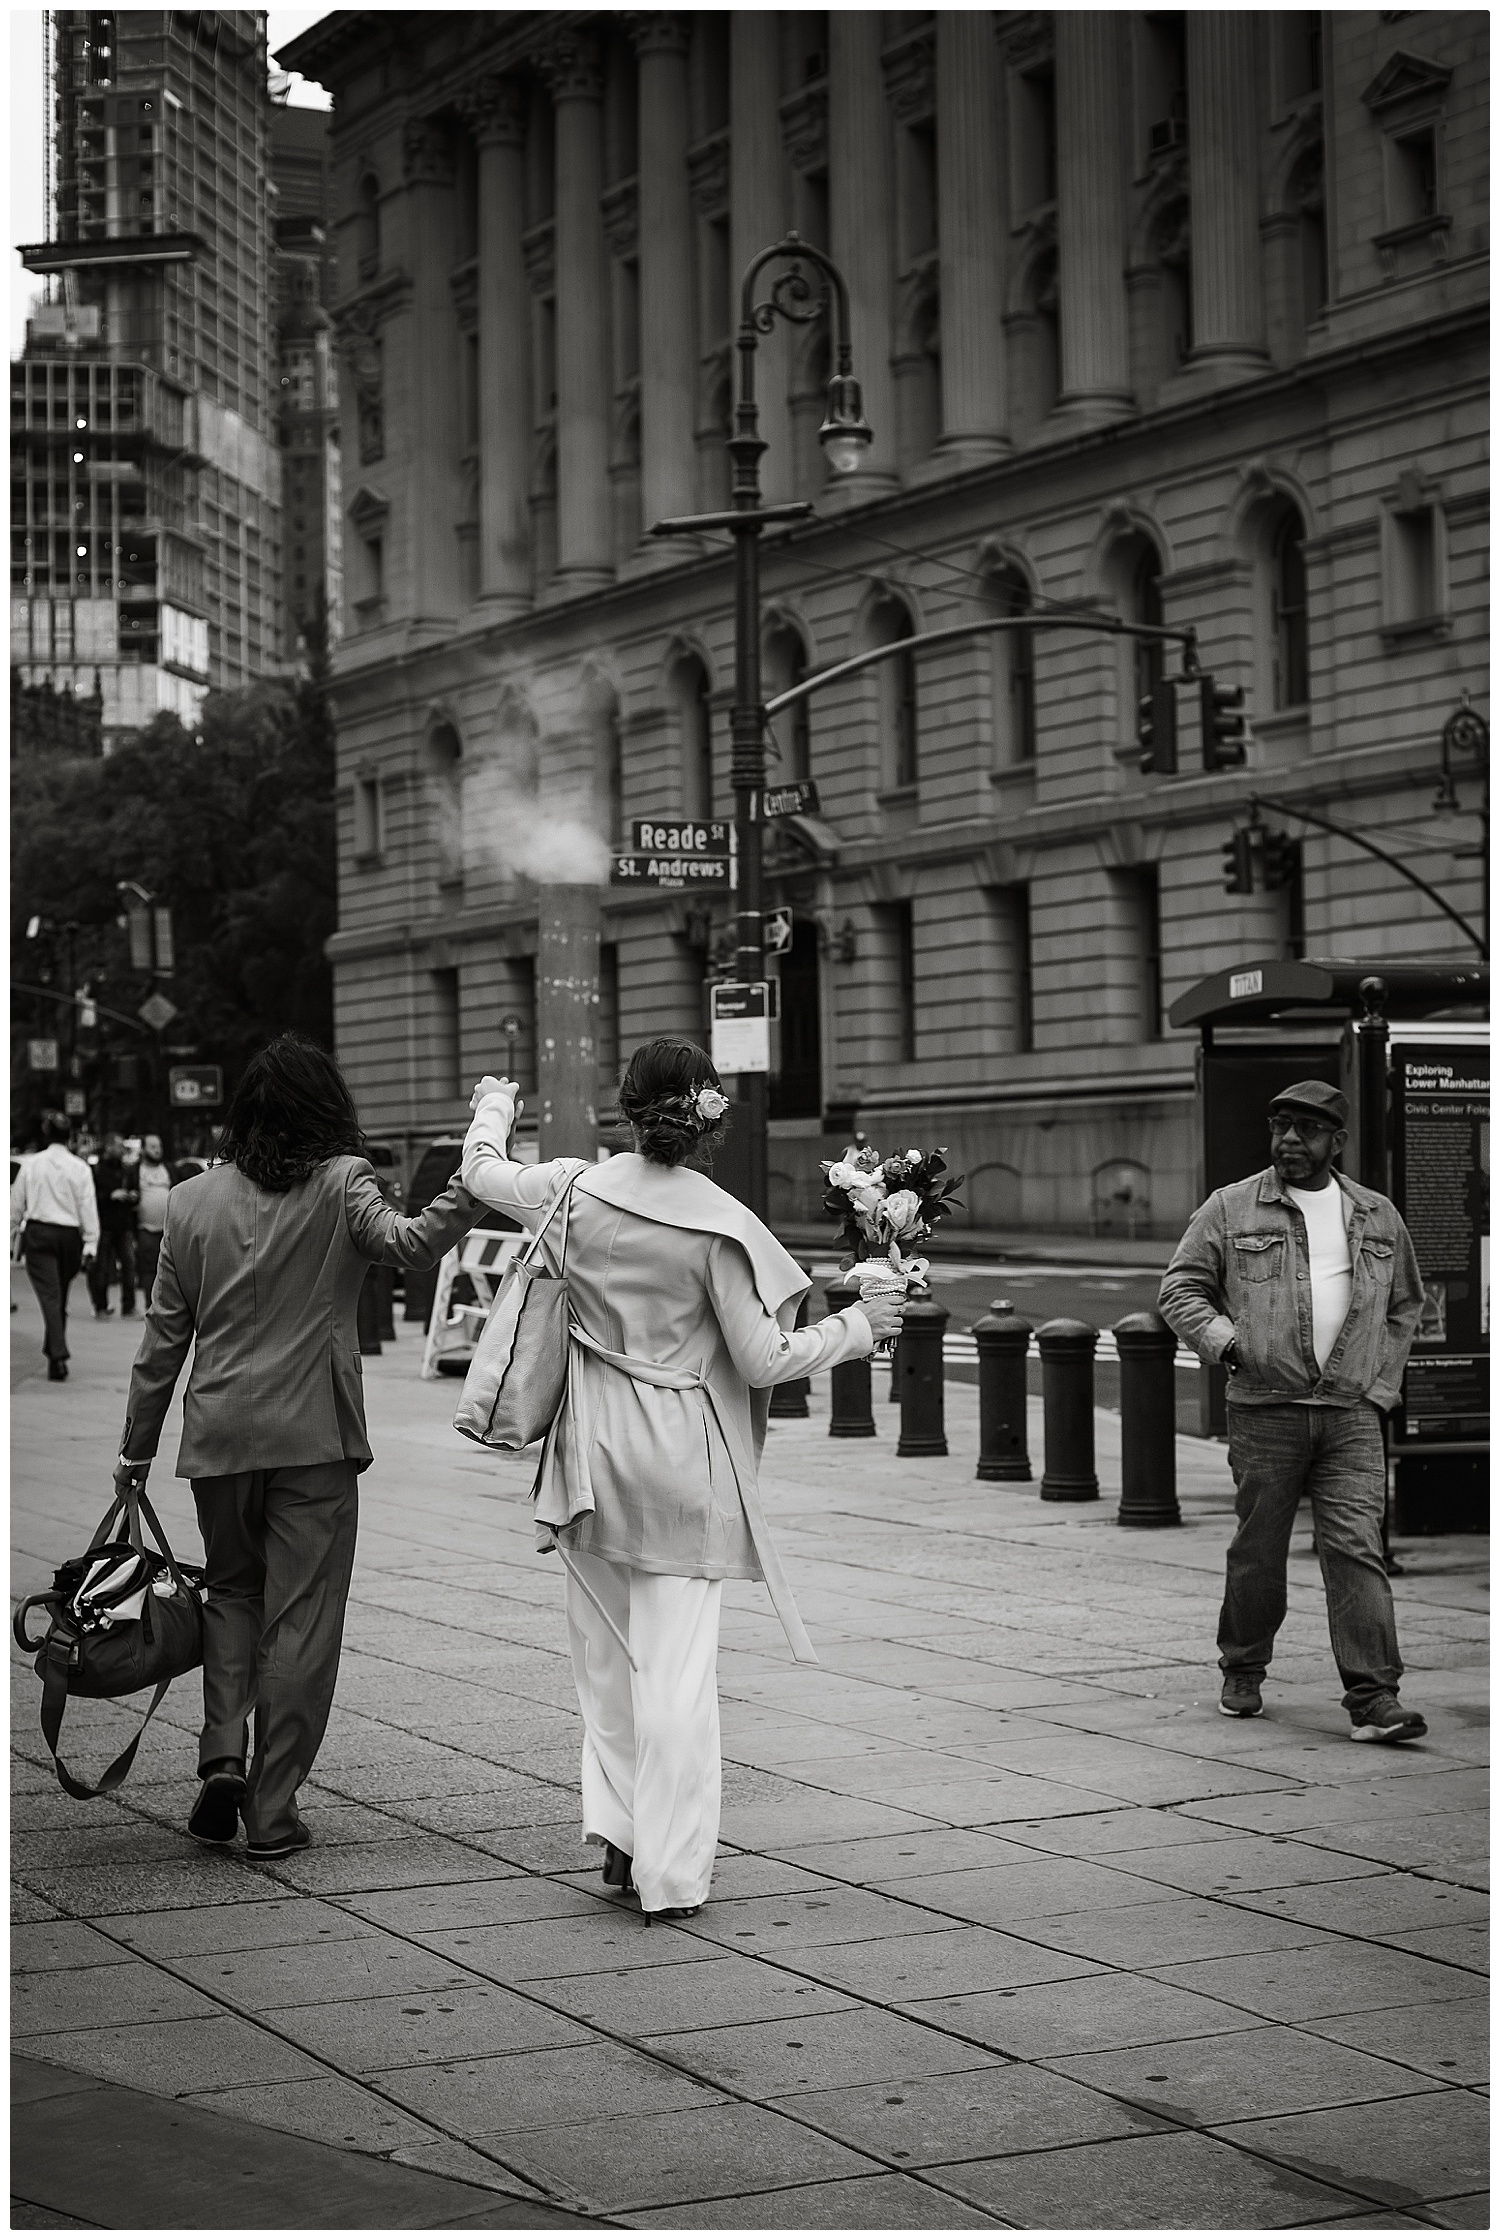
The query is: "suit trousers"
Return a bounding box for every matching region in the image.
[564,1552,723,1916]
[22,1221,84,1363]
[88,1228,137,1315]
[191,1460,359,1846]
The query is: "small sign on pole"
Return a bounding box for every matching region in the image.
[612,852,735,892]
[63,1089,87,1117]
[169,1064,223,1107]
[630,819,733,856]
[27,1038,59,1073]
[759,780,820,820]
[764,907,793,955]
[139,992,179,1033]
[710,982,771,1075]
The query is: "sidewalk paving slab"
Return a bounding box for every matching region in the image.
[11,1275,1488,2228]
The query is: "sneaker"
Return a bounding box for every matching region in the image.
[1219,1673,1264,1718]
[1350,1695,1427,1745]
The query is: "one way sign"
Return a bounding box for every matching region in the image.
[764,908,793,955]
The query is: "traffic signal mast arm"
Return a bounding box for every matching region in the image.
[1248,792,1486,957]
[762,613,1198,719]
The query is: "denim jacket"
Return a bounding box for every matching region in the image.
[1158,1168,1424,1410]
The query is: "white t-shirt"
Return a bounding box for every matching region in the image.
[1287,1181,1352,1370]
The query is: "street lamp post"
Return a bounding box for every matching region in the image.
[652,232,870,1220]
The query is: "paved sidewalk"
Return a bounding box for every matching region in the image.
[11,1273,1489,2229]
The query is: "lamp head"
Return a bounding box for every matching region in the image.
[818,372,872,474]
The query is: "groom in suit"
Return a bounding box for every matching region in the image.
[115,1034,484,1858]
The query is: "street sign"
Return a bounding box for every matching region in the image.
[710,981,771,1074]
[500,1014,523,1039]
[63,1089,86,1116]
[759,780,820,819]
[764,907,793,955]
[139,992,179,1032]
[630,819,732,856]
[26,1038,58,1072]
[170,1064,223,1108]
[612,852,735,892]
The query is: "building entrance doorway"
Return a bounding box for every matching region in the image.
[771,918,821,1120]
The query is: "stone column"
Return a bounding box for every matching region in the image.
[730,12,793,505]
[541,33,613,590]
[827,12,900,497]
[936,12,1008,462]
[400,116,462,620]
[465,75,531,612]
[1185,13,1268,379]
[631,15,697,544]
[1053,14,1133,424]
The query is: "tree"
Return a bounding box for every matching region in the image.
[11,657,335,1143]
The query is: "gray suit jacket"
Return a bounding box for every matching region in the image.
[121,1156,482,1478]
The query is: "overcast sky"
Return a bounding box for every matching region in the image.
[7,8,333,356]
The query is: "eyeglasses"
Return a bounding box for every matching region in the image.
[1270,1113,1335,1140]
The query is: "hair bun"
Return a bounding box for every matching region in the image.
[618,1036,729,1169]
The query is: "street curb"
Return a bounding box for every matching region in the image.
[12,2055,609,2232]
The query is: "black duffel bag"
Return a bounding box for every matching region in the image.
[13,1484,204,1800]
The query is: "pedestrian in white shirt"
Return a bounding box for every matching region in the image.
[10,1114,100,1382]
[135,1131,175,1302]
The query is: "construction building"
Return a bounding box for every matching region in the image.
[11,9,281,744]
[282,9,1488,1237]
[270,98,343,664]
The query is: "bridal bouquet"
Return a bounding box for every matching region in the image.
[820,1142,963,1358]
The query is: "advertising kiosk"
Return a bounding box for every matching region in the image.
[1169,959,1488,1533]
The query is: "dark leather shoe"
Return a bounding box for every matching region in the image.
[245,1819,311,1860]
[188,1761,246,1846]
[646,1905,702,1923]
[602,1843,634,1890]
[46,1360,68,1382]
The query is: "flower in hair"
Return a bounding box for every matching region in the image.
[694,1086,729,1124]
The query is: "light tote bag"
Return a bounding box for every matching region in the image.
[452,1166,582,1449]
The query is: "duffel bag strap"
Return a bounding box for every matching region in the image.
[38,1634,176,1802]
[128,1485,201,1606]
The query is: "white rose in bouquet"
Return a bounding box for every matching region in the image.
[878,1188,924,1239]
[825,1160,864,1191]
[852,1182,888,1218]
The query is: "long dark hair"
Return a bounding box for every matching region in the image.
[216,1033,363,1192]
[617,1036,728,1169]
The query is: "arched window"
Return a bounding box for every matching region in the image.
[764,622,811,783]
[1269,504,1309,708]
[985,564,1035,767]
[1102,531,1167,762]
[355,173,380,283]
[869,595,918,791]
[589,692,623,845]
[1132,545,1165,712]
[425,721,463,888]
[671,654,714,818]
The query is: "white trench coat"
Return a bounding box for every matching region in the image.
[461,1093,873,1660]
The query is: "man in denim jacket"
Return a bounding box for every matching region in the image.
[1159,1080,1427,1743]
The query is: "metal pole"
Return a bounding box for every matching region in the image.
[1355,976,1389,1193]
[974,1301,1034,1482]
[1114,1310,1182,1527]
[1037,1318,1100,1501]
[729,300,769,1223]
[825,1272,876,1437]
[895,1289,949,1458]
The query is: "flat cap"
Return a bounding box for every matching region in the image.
[1268,1079,1349,1127]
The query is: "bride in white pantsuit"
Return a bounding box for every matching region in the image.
[460,1037,901,1921]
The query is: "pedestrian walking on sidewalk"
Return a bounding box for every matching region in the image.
[134,1131,175,1303]
[1159,1079,1428,1744]
[10,1113,100,1382]
[87,1132,140,1318]
[461,1040,898,1922]
[112,1034,485,1860]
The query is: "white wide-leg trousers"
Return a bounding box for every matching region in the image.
[563,1552,723,1916]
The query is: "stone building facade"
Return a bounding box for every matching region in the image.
[282,9,1488,1238]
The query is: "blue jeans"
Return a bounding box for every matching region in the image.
[1221,1401,1403,1719]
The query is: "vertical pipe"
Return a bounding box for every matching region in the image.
[536,885,600,1161]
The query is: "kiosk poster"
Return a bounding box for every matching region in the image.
[1391,1038,1489,1447]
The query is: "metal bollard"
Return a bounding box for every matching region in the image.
[1037,1318,1099,1501]
[974,1299,1034,1481]
[826,1274,877,1438]
[769,1263,812,1419]
[1114,1310,1181,1527]
[356,1264,383,1357]
[896,1290,949,1457]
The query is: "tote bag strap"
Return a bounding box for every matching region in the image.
[515,1162,586,1277]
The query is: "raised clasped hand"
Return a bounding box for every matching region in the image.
[860,1294,906,1344]
[470,1075,523,1118]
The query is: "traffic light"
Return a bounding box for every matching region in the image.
[1201,675,1251,770]
[1260,829,1301,890]
[1221,829,1255,895]
[1137,679,1178,775]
